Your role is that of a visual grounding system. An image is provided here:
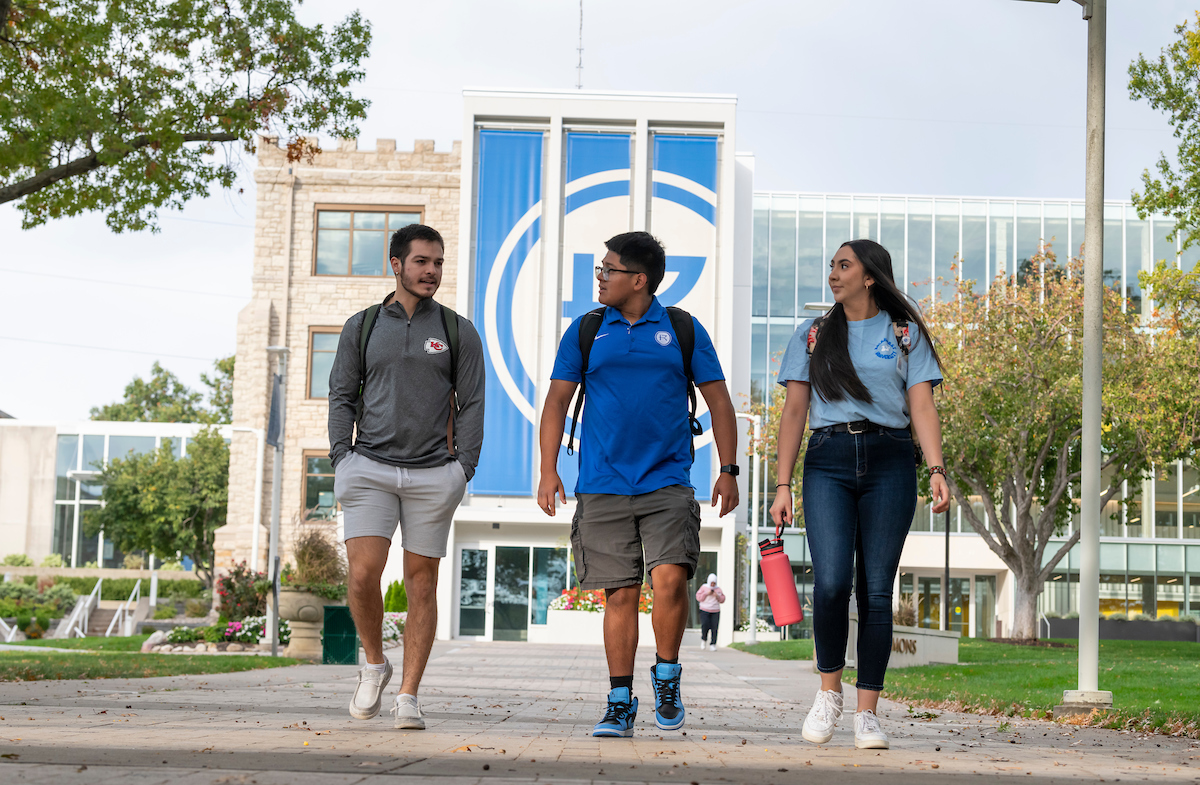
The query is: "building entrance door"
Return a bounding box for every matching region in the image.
[494,546,531,641]
[454,544,572,640]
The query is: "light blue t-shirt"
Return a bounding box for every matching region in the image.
[776,311,942,430]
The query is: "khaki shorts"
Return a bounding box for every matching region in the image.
[570,484,701,590]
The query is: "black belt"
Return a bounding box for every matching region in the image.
[813,420,886,435]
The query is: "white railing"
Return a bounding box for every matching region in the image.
[106,579,141,637]
[0,616,17,643]
[1040,611,1051,639]
[60,579,103,639]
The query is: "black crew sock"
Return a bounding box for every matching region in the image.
[656,654,679,665]
[610,675,634,691]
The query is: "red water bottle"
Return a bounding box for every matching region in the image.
[759,537,803,625]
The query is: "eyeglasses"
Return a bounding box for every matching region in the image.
[594,265,642,281]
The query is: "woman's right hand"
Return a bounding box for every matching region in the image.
[769,486,793,529]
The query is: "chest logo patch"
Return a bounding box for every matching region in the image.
[424,338,449,355]
[875,339,897,360]
[655,331,673,346]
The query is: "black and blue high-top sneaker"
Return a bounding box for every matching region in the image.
[592,687,638,737]
[650,662,685,730]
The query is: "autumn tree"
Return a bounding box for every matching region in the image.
[927,250,1200,639]
[1130,12,1200,249]
[84,427,229,587]
[0,0,370,232]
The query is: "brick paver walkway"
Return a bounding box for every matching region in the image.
[2,640,1197,783]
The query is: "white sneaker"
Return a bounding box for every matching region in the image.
[708,643,716,651]
[349,661,393,720]
[801,688,844,744]
[392,693,425,730]
[700,641,708,650]
[854,709,890,749]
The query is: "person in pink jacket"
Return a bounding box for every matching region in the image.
[695,573,725,650]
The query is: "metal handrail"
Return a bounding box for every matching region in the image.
[60,578,103,639]
[1040,611,1051,639]
[0,616,17,643]
[106,579,141,637]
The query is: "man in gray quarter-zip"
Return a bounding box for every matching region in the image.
[327,223,484,729]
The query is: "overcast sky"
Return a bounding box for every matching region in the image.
[2,0,1192,421]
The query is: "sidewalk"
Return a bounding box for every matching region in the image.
[1,640,1197,784]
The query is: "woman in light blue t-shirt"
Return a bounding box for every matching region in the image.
[769,239,950,751]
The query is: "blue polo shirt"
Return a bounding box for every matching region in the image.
[551,297,725,496]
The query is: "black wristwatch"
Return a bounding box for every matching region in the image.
[720,464,740,477]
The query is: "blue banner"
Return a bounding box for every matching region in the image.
[471,130,544,495]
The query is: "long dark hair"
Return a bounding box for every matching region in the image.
[809,239,944,404]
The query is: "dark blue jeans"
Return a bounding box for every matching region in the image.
[802,428,916,691]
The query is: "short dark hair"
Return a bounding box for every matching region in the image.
[389,224,444,265]
[604,232,666,294]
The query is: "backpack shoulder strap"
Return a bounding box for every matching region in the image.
[356,300,386,426]
[665,306,702,460]
[566,307,607,456]
[439,303,460,392]
[806,316,825,356]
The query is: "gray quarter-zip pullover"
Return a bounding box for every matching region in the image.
[328,296,485,479]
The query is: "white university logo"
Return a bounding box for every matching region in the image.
[655,331,672,346]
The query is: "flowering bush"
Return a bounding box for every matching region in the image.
[382,612,406,643]
[166,626,202,643]
[548,584,654,614]
[238,615,291,645]
[163,616,290,645]
[216,561,266,621]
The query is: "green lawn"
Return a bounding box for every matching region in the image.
[733,637,1200,737]
[15,634,151,652]
[0,651,300,682]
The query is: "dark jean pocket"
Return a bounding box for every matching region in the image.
[882,428,913,442]
[807,432,831,451]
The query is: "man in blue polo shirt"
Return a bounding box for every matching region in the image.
[538,231,740,737]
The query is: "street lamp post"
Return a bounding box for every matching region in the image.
[736,412,762,644]
[1013,0,1112,715]
[265,346,290,658]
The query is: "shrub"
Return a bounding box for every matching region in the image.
[215,562,266,620]
[153,605,177,620]
[166,626,203,643]
[1,553,33,566]
[1106,612,1128,621]
[141,625,155,634]
[0,582,37,602]
[291,524,347,586]
[893,597,917,627]
[201,625,224,643]
[123,553,145,570]
[1131,612,1156,621]
[39,554,64,568]
[384,581,408,613]
[41,583,77,611]
[81,560,99,568]
[184,598,209,618]
[21,575,35,585]
[159,561,183,571]
[35,614,49,631]
[1065,611,1080,619]
[16,612,31,631]
[1044,611,1062,619]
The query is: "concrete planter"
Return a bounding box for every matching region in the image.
[277,589,337,660]
[529,608,656,645]
[1046,617,1200,643]
[732,629,784,643]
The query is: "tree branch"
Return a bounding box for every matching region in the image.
[0,132,239,205]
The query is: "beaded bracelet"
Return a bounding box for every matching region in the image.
[929,465,947,479]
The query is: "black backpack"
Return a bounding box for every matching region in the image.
[566,306,703,458]
[356,294,461,453]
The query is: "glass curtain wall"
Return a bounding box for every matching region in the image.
[753,193,1197,538]
[1040,542,1200,619]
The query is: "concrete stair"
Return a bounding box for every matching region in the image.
[87,608,118,636]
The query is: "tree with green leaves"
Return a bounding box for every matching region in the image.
[91,355,234,423]
[84,427,229,587]
[927,249,1200,639]
[0,0,370,232]
[1129,12,1200,248]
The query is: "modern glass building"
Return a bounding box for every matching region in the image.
[752,192,1200,628]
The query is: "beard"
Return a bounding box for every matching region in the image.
[399,264,438,298]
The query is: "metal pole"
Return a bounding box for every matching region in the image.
[1075,0,1106,702]
[735,413,762,644]
[266,348,289,657]
[943,509,951,632]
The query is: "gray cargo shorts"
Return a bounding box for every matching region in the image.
[570,484,701,590]
[333,450,466,558]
